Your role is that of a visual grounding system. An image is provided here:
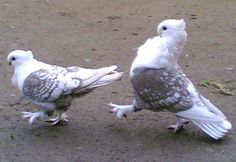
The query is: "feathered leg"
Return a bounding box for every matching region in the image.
[108,103,135,118]
[22,111,46,125]
[46,111,69,125]
[167,116,189,133]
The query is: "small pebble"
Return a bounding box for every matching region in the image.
[84,58,91,62]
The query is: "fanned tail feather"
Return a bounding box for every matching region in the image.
[193,120,232,140]
[176,103,232,140]
[71,65,124,94]
[199,94,226,119]
[79,65,120,87]
[88,71,124,88]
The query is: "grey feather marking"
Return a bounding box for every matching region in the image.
[131,67,193,112]
[22,66,80,103]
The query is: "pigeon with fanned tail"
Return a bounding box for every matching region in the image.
[109,19,232,140]
[7,50,124,125]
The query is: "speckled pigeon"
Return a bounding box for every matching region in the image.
[109,19,231,140]
[7,50,124,125]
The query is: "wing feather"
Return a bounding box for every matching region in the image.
[22,66,79,102]
[131,67,193,112]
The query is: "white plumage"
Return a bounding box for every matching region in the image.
[109,19,232,140]
[7,50,124,125]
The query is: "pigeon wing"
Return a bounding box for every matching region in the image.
[131,67,193,112]
[22,66,81,102]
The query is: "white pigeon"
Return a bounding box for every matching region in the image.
[7,50,124,125]
[109,19,232,140]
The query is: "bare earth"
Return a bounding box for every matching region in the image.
[1,0,236,162]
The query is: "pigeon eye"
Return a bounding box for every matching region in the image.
[162,26,167,30]
[11,57,16,61]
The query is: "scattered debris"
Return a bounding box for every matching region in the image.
[190,14,197,19]
[107,16,121,21]
[224,67,234,72]
[76,147,83,150]
[8,97,24,107]
[10,135,15,140]
[198,79,235,96]
[84,58,91,63]
[96,20,102,23]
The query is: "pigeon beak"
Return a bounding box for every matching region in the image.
[8,60,12,65]
[159,32,163,38]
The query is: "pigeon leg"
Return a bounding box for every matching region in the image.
[108,103,134,118]
[46,111,69,125]
[167,116,189,133]
[22,111,46,125]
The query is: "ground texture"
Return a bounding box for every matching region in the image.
[1,0,236,162]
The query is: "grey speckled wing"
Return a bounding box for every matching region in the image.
[22,66,80,102]
[131,67,193,112]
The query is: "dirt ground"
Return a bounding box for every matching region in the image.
[1,0,236,161]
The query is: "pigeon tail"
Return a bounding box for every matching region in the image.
[79,65,123,87]
[88,71,124,88]
[176,103,232,140]
[68,65,123,94]
[193,120,232,140]
[193,95,231,139]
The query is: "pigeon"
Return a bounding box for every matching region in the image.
[7,50,124,125]
[109,19,232,140]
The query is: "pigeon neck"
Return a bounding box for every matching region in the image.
[164,32,187,60]
[14,59,45,92]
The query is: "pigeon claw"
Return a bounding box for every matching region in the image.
[45,112,69,125]
[167,119,189,133]
[167,124,184,133]
[108,102,134,118]
[22,111,45,125]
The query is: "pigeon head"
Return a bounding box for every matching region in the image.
[157,19,186,38]
[7,50,34,66]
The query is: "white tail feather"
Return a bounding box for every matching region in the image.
[76,65,123,90]
[199,94,226,119]
[88,71,124,88]
[176,103,232,140]
[79,65,119,87]
[70,65,123,94]
[193,120,231,140]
